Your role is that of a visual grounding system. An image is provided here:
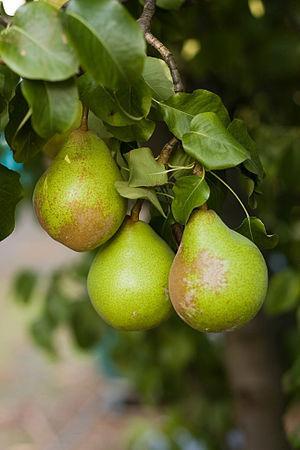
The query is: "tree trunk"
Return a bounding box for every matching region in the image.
[224,312,291,450]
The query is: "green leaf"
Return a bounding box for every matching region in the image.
[114,78,152,121]
[13,270,37,304]
[156,0,185,9]
[182,112,249,170]
[0,66,19,102]
[172,175,210,224]
[5,87,45,162]
[78,73,134,127]
[168,145,194,179]
[142,57,174,101]
[0,2,78,81]
[228,119,264,180]
[106,119,155,143]
[127,147,168,187]
[265,269,300,315]
[112,143,129,180]
[0,163,23,241]
[154,89,230,139]
[236,217,278,250]
[66,0,145,89]
[206,171,227,212]
[0,65,19,130]
[115,181,165,217]
[21,78,79,139]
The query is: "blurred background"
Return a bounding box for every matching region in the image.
[1,0,300,449]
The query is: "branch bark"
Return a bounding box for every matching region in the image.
[144,32,184,93]
[225,312,291,450]
[138,0,184,93]
[138,0,156,33]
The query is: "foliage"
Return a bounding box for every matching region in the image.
[0,0,272,246]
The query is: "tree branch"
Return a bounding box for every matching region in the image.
[145,32,184,93]
[138,0,184,93]
[138,0,156,33]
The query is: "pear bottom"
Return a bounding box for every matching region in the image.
[87,219,174,331]
[169,210,268,333]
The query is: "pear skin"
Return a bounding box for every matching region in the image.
[169,209,268,332]
[33,129,127,251]
[87,218,174,331]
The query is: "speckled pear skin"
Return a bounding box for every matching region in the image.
[169,209,268,332]
[87,218,175,331]
[33,129,127,252]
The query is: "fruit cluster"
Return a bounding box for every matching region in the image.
[33,127,268,333]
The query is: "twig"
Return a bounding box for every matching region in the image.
[138,0,156,33]
[157,137,178,165]
[138,0,184,93]
[145,32,184,93]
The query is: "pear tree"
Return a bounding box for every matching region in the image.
[0,1,292,449]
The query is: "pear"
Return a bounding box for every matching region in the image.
[169,209,268,332]
[87,218,174,331]
[33,129,127,252]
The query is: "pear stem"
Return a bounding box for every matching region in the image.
[193,162,204,177]
[130,199,143,222]
[80,106,89,131]
[157,137,178,165]
[172,223,183,245]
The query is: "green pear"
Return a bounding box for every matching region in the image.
[169,209,268,332]
[33,129,127,252]
[87,218,174,331]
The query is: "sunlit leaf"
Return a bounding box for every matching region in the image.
[182,112,249,170]
[0,2,78,80]
[66,0,145,89]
